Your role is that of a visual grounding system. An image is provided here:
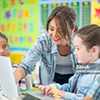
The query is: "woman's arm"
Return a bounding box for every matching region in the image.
[14,35,45,84]
[14,67,26,84]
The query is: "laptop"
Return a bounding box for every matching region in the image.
[0,56,63,100]
[0,56,62,100]
[0,56,42,100]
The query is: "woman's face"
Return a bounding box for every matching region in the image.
[0,36,9,56]
[48,19,70,46]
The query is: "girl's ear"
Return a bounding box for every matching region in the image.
[92,46,99,57]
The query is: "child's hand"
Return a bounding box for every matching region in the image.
[35,85,53,95]
[57,90,66,98]
[51,89,66,98]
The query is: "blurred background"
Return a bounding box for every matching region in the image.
[0,0,100,85]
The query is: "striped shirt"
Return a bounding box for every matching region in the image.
[87,77,100,100]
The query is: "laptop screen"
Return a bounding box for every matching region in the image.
[0,56,42,100]
[0,56,19,98]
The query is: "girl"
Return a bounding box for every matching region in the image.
[0,32,26,90]
[35,24,100,100]
[14,6,78,85]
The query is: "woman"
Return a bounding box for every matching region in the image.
[14,6,78,85]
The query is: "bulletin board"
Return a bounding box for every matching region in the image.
[40,0,92,34]
[1,0,39,51]
[1,0,99,51]
[91,0,100,26]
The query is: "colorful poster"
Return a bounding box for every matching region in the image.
[98,0,100,3]
[51,3,58,12]
[1,0,39,51]
[41,4,48,29]
[71,2,80,27]
[91,0,100,26]
[61,3,68,6]
[40,0,93,31]
[82,2,91,27]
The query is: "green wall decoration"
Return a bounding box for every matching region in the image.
[1,0,39,51]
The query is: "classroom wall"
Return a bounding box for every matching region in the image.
[0,0,100,84]
[5,0,100,64]
[1,0,39,52]
[1,0,100,57]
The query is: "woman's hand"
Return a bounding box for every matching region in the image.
[35,85,53,95]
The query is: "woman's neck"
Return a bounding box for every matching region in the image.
[57,45,71,56]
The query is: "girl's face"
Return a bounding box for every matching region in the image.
[48,19,69,46]
[0,36,9,56]
[73,35,93,64]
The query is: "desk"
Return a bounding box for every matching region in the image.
[0,91,64,100]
